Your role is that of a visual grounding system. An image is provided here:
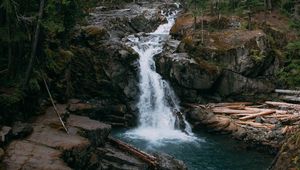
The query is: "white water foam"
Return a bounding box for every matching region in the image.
[126,9,197,143]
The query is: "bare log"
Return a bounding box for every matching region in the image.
[235,121,274,129]
[265,114,291,118]
[212,102,253,107]
[281,96,300,103]
[245,107,288,114]
[275,89,300,95]
[279,116,300,125]
[213,107,258,114]
[108,137,158,168]
[227,105,246,110]
[239,110,275,120]
[265,101,300,110]
[43,78,69,134]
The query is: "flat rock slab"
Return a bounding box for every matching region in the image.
[3,140,71,170]
[27,125,90,150]
[67,115,111,146]
[68,114,111,131]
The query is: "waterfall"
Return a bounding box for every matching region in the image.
[126,9,194,143]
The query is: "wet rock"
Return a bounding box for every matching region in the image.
[11,121,33,139]
[154,152,187,170]
[255,116,263,123]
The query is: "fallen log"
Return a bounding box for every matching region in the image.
[239,110,275,121]
[265,114,291,118]
[212,108,258,115]
[281,126,289,134]
[281,96,300,103]
[108,137,158,168]
[275,89,300,95]
[227,105,246,110]
[235,121,274,129]
[213,102,253,107]
[234,113,254,117]
[279,116,300,125]
[265,101,300,110]
[245,107,288,114]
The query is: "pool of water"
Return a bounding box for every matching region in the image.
[112,128,274,170]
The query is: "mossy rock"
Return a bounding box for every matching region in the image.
[271,131,300,170]
[82,25,109,40]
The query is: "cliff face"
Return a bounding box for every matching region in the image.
[156,13,284,103]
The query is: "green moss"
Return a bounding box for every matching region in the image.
[0,88,24,113]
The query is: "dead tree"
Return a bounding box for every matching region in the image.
[23,0,45,88]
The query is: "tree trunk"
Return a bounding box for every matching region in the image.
[295,4,300,20]
[6,13,14,79]
[267,0,272,11]
[23,0,45,89]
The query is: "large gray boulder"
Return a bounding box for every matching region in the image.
[216,70,275,97]
[157,53,221,90]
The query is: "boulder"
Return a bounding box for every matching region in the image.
[67,114,111,147]
[270,130,300,170]
[82,25,109,41]
[154,152,187,170]
[0,126,12,146]
[216,70,275,97]
[157,53,220,90]
[179,29,275,78]
[11,121,33,139]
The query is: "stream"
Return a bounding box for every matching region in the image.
[116,5,274,170]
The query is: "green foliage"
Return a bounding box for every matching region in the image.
[289,20,300,35]
[250,49,266,63]
[277,40,300,87]
[286,40,300,59]
[280,0,296,15]
[43,0,84,37]
[277,59,300,87]
[0,88,24,112]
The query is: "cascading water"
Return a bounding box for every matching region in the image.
[113,5,274,170]
[125,9,194,143]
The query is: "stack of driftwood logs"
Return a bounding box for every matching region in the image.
[209,101,300,132]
